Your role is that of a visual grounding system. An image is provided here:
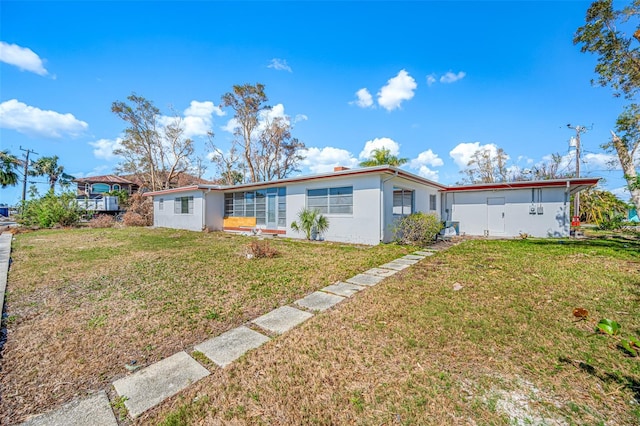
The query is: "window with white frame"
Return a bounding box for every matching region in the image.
[429,194,437,211]
[174,196,194,214]
[307,186,353,214]
[393,189,413,215]
[159,198,164,211]
[223,188,286,226]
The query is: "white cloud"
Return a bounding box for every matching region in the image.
[410,149,444,168]
[224,103,298,135]
[294,114,308,123]
[158,100,224,139]
[409,149,443,181]
[267,58,292,72]
[426,74,436,86]
[89,138,123,161]
[440,71,466,84]
[377,69,417,111]
[0,41,48,76]
[359,137,401,160]
[583,152,619,170]
[351,88,374,108]
[611,186,631,201]
[0,99,88,138]
[300,147,358,174]
[449,142,500,168]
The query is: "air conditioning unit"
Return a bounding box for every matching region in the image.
[529,205,537,215]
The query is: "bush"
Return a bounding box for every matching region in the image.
[123,193,153,227]
[244,240,279,259]
[19,190,84,228]
[392,212,443,247]
[88,214,115,228]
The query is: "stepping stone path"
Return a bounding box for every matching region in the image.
[322,281,366,297]
[20,391,116,426]
[295,291,345,312]
[112,351,210,418]
[194,326,270,368]
[252,306,314,335]
[17,249,447,425]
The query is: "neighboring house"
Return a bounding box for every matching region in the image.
[629,207,639,223]
[145,166,599,245]
[74,175,139,197]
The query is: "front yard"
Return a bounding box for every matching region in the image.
[0,228,414,424]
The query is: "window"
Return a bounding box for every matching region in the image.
[223,188,286,227]
[91,183,110,194]
[307,186,353,214]
[429,194,437,211]
[174,196,194,214]
[393,189,413,215]
[159,198,164,211]
[112,184,120,191]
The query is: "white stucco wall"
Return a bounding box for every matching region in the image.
[381,176,441,242]
[443,187,570,238]
[285,174,383,245]
[152,189,205,231]
[204,191,224,230]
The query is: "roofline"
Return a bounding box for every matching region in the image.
[143,169,600,197]
[441,177,600,192]
[144,166,448,196]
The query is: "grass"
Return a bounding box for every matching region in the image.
[0,227,414,424]
[135,234,640,426]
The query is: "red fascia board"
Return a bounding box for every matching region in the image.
[442,178,600,192]
[143,185,202,196]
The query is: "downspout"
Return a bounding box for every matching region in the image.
[380,171,399,242]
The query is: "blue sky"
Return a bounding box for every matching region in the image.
[0,0,631,205]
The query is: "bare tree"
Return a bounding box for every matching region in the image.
[255,116,305,181]
[217,83,305,183]
[112,93,194,191]
[463,147,509,183]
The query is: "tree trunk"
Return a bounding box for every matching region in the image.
[611,130,640,212]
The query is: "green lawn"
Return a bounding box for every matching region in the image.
[138,235,640,426]
[0,228,414,424]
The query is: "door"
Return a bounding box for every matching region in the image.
[267,193,277,228]
[487,197,505,234]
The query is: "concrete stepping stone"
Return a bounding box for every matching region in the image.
[402,254,425,261]
[392,257,418,265]
[252,306,313,335]
[295,291,345,312]
[321,281,366,297]
[414,251,435,256]
[194,326,270,368]
[346,273,385,286]
[363,267,399,277]
[20,391,117,426]
[379,261,411,271]
[112,351,210,419]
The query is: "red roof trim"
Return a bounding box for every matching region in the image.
[442,178,600,192]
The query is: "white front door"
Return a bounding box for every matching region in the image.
[487,197,505,234]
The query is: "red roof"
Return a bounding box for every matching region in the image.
[74,175,136,184]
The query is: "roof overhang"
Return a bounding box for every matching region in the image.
[441,178,600,195]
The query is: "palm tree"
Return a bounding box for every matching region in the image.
[30,156,74,190]
[290,208,330,240]
[0,150,20,188]
[359,148,408,167]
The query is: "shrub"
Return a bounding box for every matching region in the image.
[290,208,329,240]
[123,193,153,227]
[19,190,84,228]
[392,212,443,247]
[88,214,115,228]
[244,240,279,259]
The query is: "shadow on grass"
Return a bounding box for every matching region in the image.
[559,356,640,404]
[523,234,640,254]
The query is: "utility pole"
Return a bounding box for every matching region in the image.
[19,146,38,203]
[566,124,587,226]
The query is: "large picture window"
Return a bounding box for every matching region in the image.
[224,188,286,226]
[307,186,353,214]
[174,196,194,214]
